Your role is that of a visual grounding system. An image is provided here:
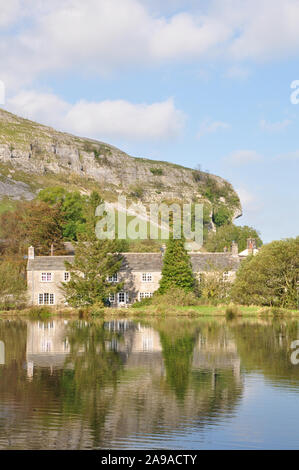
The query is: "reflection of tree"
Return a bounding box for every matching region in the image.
[232,320,299,384]
[156,319,199,401]
[60,321,124,446]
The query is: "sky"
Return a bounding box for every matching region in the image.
[1,0,299,243]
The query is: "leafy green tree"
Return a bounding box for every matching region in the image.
[158,236,197,294]
[205,224,262,253]
[231,237,299,308]
[38,187,103,240]
[212,206,232,227]
[62,231,124,307]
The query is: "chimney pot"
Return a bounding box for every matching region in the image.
[28,246,34,260]
[231,241,238,256]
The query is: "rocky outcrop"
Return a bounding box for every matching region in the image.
[0,108,242,220]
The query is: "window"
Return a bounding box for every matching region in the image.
[64,272,70,282]
[38,293,55,305]
[139,292,153,300]
[223,271,230,281]
[118,292,129,303]
[141,273,152,282]
[109,293,115,302]
[108,273,118,282]
[41,272,52,282]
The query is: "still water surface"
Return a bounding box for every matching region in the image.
[0,316,299,449]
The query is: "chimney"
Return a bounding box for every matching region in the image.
[28,246,35,260]
[231,241,238,256]
[51,244,54,256]
[247,238,256,255]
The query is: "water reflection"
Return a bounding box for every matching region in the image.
[0,317,298,449]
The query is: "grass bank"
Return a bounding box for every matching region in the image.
[1,304,297,318]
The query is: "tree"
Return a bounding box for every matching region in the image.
[205,224,262,253]
[0,259,26,309]
[158,236,197,294]
[62,231,124,307]
[0,200,64,255]
[38,187,104,240]
[231,237,299,308]
[212,205,232,227]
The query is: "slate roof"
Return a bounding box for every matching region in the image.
[27,256,74,271]
[190,253,240,272]
[27,252,239,272]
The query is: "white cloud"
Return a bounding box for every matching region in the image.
[260,119,291,132]
[197,119,230,139]
[2,0,299,90]
[0,0,21,27]
[6,91,186,141]
[224,65,251,79]
[236,187,257,211]
[276,150,299,160]
[226,149,262,166]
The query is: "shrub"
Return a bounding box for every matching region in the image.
[225,304,240,320]
[213,205,232,227]
[28,306,52,319]
[132,297,153,308]
[150,168,163,176]
[152,288,199,307]
[129,185,144,199]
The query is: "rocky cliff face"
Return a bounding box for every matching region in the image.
[0,108,241,221]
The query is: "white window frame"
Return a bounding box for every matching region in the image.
[108,273,118,282]
[109,293,115,302]
[223,271,230,281]
[139,292,153,300]
[41,272,52,282]
[118,292,129,304]
[141,273,153,282]
[38,293,55,305]
[64,272,70,282]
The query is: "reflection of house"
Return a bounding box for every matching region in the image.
[0,340,4,365]
[26,320,70,375]
[192,334,241,382]
[105,322,164,371]
[26,243,242,307]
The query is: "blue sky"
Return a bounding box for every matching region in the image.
[1,0,299,242]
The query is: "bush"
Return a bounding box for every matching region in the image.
[28,306,52,319]
[225,304,240,320]
[129,185,144,199]
[213,206,232,227]
[152,288,199,307]
[132,297,153,308]
[150,168,163,176]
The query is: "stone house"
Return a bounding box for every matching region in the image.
[26,243,243,307]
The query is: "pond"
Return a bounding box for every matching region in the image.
[0,316,299,449]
